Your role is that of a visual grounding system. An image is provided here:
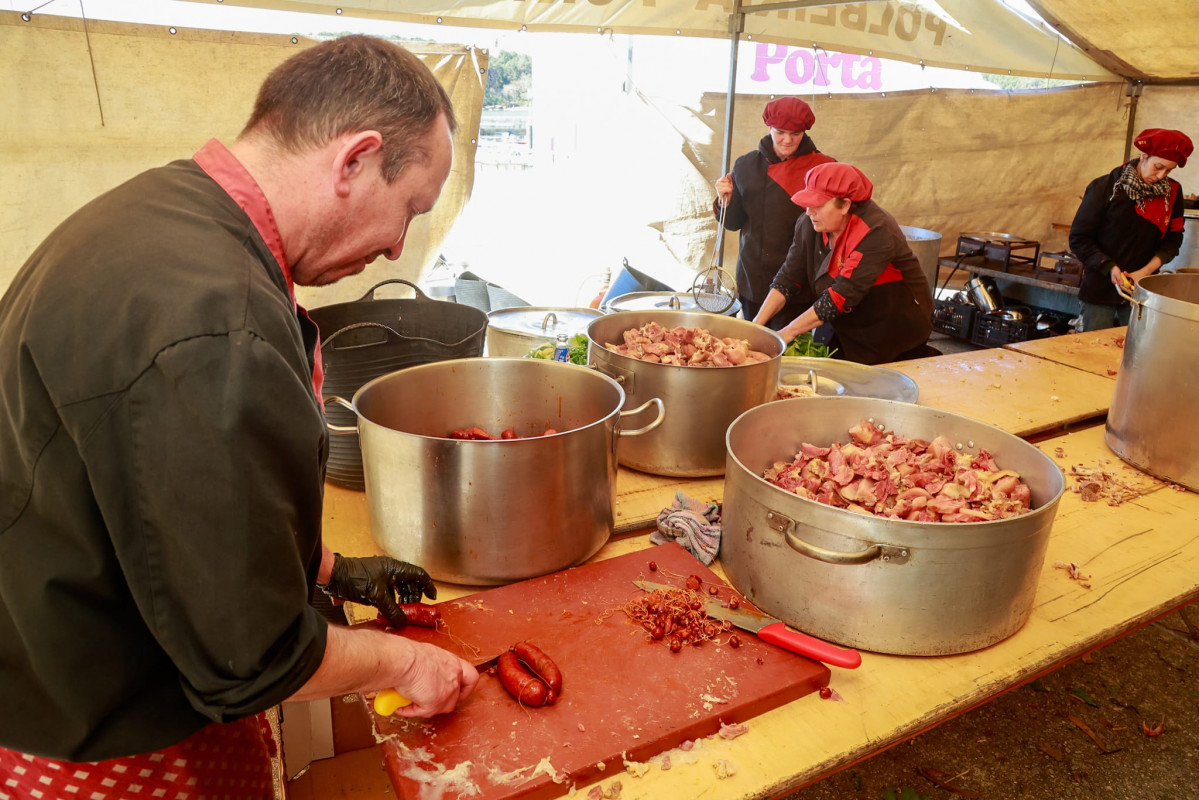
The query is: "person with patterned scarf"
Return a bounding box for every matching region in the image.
[1069,128,1193,330]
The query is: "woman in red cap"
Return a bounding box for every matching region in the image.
[753,162,934,365]
[1069,127,1193,330]
[714,96,834,329]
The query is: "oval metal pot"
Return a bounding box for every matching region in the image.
[327,357,664,585]
[720,396,1066,655]
[587,310,785,477]
[1107,272,1199,490]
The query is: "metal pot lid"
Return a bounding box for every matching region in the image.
[486,306,602,338]
[776,357,919,403]
[603,291,742,316]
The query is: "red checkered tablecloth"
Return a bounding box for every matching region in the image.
[0,714,276,800]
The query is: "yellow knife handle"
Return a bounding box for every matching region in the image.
[373,688,412,715]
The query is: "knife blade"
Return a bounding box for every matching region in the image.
[633,579,861,669]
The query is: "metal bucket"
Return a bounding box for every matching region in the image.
[900,225,942,290]
[326,358,663,585]
[965,275,1002,313]
[587,310,784,477]
[720,396,1066,655]
[308,279,488,490]
[1106,273,1199,490]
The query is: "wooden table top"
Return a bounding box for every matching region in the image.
[1004,326,1128,379]
[885,348,1115,438]
[310,422,1199,800]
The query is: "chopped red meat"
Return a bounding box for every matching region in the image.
[764,418,1034,523]
[604,322,772,367]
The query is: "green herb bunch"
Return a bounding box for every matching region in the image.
[527,333,590,365]
[783,332,837,359]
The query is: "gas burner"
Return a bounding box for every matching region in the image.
[955,232,1041,272]
[1036,250,1084,287]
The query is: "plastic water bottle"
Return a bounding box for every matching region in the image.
[552,333,570,362]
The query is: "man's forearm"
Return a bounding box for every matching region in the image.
[288,624,413,702]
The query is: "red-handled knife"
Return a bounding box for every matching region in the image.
[633,579,862,669]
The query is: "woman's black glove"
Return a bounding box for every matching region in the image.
[322,553,437,627]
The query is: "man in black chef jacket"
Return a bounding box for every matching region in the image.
[0,35,478,797]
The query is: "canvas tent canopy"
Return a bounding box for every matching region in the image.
[3,0,1199,306]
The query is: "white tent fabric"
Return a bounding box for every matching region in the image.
[1029,0,1199,81]
[0,11,486,306]
[180,0,1116,82]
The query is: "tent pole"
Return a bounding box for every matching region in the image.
[721,2,744,179]
[718,2,745,269]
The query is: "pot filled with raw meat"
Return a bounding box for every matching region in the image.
[587,309,785,477]
[326,357,663,585]
[720,396,1066,655]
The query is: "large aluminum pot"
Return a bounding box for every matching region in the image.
[486,306,602,358]
[327,358,664,585]
[587,310,785,477]
[1107,273,1199,489]
[721,397,1066,655]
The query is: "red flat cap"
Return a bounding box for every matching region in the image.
[762,97,815,132]
[1134,128,1193,167]
[790,162,874,208]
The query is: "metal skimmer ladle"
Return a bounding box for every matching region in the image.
[692,200,738,314]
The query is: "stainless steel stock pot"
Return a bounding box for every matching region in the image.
[587,310,784,477]
[327,357,663,584]
[720,396,1066,655]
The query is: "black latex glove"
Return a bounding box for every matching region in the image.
[322,553,437,628]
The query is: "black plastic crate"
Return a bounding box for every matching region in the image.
[971,313,1033,347]
[932,299,976,340]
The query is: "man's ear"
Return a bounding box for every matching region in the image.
[332,131,384,198]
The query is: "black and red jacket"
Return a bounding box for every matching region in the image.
[716,133,834,306]
[1069,161,1185,305]
[771,200,933,365]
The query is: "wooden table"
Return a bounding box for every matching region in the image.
[885,348,1116,437]
[301,423,1199,800]
[293,345,1197,799]
[1004,326,1128,379]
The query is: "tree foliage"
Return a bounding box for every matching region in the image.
[485,51,532,107]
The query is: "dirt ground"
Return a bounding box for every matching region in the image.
[782,601,1199,800]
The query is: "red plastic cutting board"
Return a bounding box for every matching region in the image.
[368,542,830,800]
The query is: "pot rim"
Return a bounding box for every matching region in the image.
[345,356,627,439]
[587,309,786,368]
[725,396,1067,533]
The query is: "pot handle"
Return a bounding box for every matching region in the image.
[617,397,665,437]
[1114,277,1139,305]
[320,321,403,349]
[355,278,428,303]
[323,396,359,434]
[768,510,910,566]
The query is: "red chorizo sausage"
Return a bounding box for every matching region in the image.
[397,603,441,628]
[497,651,550,706]
[512,641,563,695]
